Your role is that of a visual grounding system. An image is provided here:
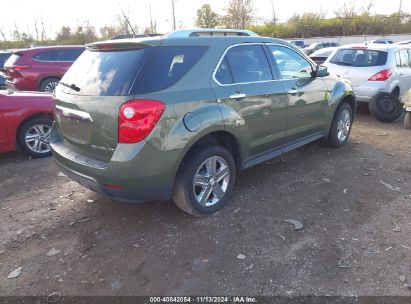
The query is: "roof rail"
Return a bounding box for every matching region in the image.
[164,28,259,39]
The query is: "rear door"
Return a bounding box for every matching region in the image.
[267,44,328,141]
[211,44,287,158]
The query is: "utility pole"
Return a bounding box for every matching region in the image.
[399,0,403,16]
[171,0,176,31]
[150,4,154,34]
[270,0,276,26]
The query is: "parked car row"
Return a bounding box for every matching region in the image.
[3,45,84,93]
[324,43,411,122]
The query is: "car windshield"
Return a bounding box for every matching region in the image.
[306,43,320,50]
[330,49,388,67]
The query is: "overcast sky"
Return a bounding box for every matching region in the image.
[0,0,409,39]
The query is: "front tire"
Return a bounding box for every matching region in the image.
[172,145,236,216]
[369,93,403,123]
[327,102,353,148]
[17,117,53,158]
[404,112,411,129]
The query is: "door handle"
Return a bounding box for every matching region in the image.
[288,90,299,95]
[229,93,246,100]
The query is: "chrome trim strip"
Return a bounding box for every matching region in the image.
[55,105,93,123]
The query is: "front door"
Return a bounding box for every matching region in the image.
[266,45,328,141]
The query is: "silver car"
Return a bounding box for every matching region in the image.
[324,44,411,122]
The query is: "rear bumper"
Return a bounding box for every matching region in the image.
[56,160,172,203]
[50,126,181,203]
[354,82,399,103]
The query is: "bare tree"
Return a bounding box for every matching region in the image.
[334,0,357,36]
[0,27,7,41]
[223,0,254,29]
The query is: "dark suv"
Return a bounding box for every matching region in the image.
[4,46,84,92]
[50,29,356,216]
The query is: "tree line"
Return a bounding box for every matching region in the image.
[1,0,410,49]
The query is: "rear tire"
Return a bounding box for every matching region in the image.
[40,77,60,93]
[404,112,411,129]
[368,93,403,123]
[327,102,353,148]
[172,145,236,216]
[17,117,53,158]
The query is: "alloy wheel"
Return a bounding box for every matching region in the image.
[25,124,51,154]
[44,81,58,93]
[193,156,230,207]
[336,109,351,142]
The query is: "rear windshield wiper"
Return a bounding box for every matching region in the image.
[59,81,80,92]
[332,61,352,66]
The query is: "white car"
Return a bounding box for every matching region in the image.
[324,44,411,122]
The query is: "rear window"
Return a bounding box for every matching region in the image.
[330,49,388,67]
[60,48,150,96]
[5,53,22,66]
[0,53,11,67]
[59,46,207,96]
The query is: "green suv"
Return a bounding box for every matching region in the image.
[50,29,356,216]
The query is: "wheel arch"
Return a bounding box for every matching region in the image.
[38,76,61,91]
[179,130,243,172]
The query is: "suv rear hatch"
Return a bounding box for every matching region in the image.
[326,47,388,87]
[4,51,26,80]
[54,40,207,161]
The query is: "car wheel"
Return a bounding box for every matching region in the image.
[172,145,236,216]
[327,102,353,148]
[17,117,53,158]
[368,93,403,123]
[404,112,411,129]
[40,78,60,93]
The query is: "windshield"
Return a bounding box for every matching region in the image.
[306,43,320,50]
[330,49,388,67]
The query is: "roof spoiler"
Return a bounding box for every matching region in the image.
[86,42,152,52]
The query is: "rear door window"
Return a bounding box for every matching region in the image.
[222,44,273,84]
[215,57,234,85]
[33,50,58,61]
[330,49,388,67]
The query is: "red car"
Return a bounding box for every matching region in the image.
[0,90,54,157]
[4,46,84,93]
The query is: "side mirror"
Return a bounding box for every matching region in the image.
[315,65,329,78]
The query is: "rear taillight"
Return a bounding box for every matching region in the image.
[368,68,393,81]
[118,99,165,144]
